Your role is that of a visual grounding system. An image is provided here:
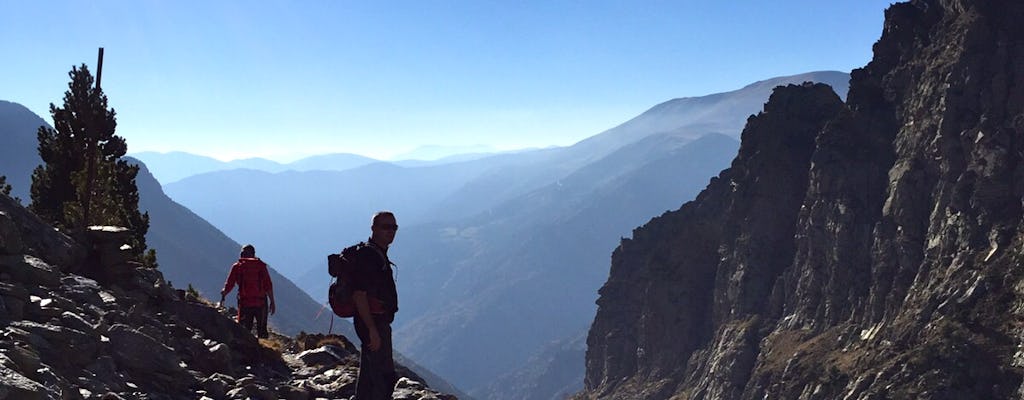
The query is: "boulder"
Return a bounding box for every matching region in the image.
[205,343,233,374]
[0,195,84,269]
[58,275,109,314]
[107,324,181,373]
[0,282,28,322]
[0,255,59,287]
[2,345,40,380]
[276,384,311,400]
[297,345,347,367]
[8,321,97,371]
[32,366,74,400]
[0,211,23,255]
[228,375,278,400]
[0,363,45,400]
[106,323,195,392]
[165,301,262,358]
[58,311,97,336]
[84,356,120,391]
[199,372,234,399]
[5,322,58,360]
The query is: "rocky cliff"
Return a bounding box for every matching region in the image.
[582,0,1024,399]
[0,193,452,399]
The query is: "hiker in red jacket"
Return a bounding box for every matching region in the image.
[220,244,276,338]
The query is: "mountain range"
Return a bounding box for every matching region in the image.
[4,68,853,399]
[128,151,380,184]
[153,70,849,398]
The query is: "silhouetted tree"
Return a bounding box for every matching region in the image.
[30,64,156,266]
[0,175,11,196]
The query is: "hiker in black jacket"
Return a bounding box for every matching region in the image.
[351,211,400,399]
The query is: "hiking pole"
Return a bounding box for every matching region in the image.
[313,298,335,334]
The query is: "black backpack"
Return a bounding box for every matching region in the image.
[327,242,386,318]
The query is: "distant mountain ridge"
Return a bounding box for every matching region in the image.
[392,144,500,161]
[133,70,850,398]
[0,100,45,201]
[129,151,379,184]
[564,71,849,165]
[391,132,740,398]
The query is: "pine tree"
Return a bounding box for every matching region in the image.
[30,64,155,266]
[0,175,11,196]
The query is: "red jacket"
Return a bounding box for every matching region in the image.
[222,258,273,307]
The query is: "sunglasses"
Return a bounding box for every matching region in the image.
[375,223,399,231]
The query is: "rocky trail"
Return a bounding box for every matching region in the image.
[0,193,454,400]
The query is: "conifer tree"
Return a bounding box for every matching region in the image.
[0,175,11,196]
[30,64,156,266]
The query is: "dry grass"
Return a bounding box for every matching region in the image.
[180,283,217,306]
[259,337,287,354]
[257,337,289,363]
[316,336,349,349]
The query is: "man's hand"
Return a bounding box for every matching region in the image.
[269,301,276,315]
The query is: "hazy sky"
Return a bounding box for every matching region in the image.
[3,1,893,161]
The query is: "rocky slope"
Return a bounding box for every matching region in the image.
[581,0,1024,399]
[0,193,453,399]
[0,103,337,338]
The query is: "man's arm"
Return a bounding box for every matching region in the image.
[262,265,276,315]
[353,290,381,351]
[267,288,276,315]
[219,265,238,305]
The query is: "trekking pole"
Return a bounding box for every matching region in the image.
[313,298,334,334]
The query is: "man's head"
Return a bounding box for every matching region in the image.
[370,211,398,247]
[240,244,256,258]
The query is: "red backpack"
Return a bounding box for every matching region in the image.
[327,243,386,317]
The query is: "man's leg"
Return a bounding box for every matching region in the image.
[238,306,256,334]
[256,304,269,339]
[354,315,372,399]
[353,314,397,400]
[372,316,397,399]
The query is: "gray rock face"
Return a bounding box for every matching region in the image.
[581,1,1024,399]
[0,363,45,400]
[0,191,455,399]
[0,194,83,269]
[0,211,24,255]
[0,255,60,288]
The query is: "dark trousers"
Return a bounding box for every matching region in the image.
[354,313,397,400]
[238,303,269,339]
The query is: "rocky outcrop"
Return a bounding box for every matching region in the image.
[0,193,453,399]
[581,0,1024,399]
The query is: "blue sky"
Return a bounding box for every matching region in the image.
[3,1,893,161]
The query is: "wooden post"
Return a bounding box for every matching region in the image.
[96,47,104,89]
[82,47,104,230]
